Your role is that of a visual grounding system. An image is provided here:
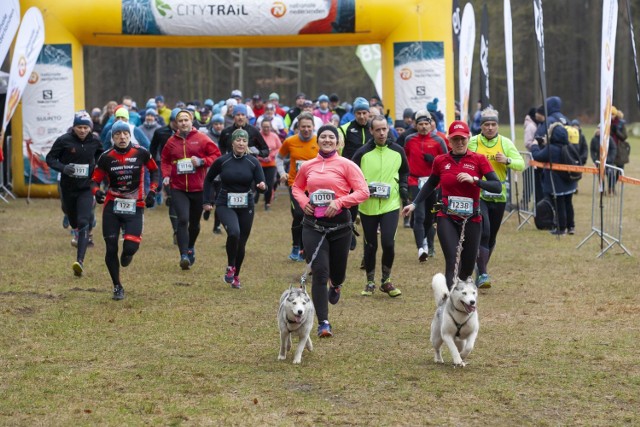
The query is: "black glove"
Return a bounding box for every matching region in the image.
[423,153,434,163]
[62,164,76,176]
[95,190,106,204]
[203,210,210,221]
[145,190,156,208]
[399,187,409,200]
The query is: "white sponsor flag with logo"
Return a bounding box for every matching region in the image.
[599,0,618,185]
[1,7,45,134]
[504,0,515,142]
[458,3,475,124]
[356,44,383,100]
[0,0,20,66]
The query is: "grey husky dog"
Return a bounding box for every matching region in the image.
[430,273,479,367]
[278,284,315,364]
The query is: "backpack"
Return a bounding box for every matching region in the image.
[535,197,556,230]
[615,139,631,166]
[558,140,582,181]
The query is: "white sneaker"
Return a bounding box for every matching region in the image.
[418,247,428,262]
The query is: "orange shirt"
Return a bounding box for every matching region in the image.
[279,134,319,186]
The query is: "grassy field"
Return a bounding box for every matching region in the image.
[0,126,639,426]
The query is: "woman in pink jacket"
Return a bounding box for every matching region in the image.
[292,125,369,338]
[256,119,282,210]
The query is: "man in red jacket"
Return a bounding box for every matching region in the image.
[161,109,221,270]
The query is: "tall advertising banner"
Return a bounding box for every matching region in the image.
[624,0,640,109]
[480,4,490,108]
[599,0,618,185]
[2,8,45,135]
[356,44,383,100]
[452,0,461,58]
[533,0,548,120]
[0,0,21,162]
[458,3,476,124]
[504,0,515,142]
[22,45,75,185]
[393,42,446,121]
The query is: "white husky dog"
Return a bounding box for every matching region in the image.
[430,273,479,367]
[278,284,315,364]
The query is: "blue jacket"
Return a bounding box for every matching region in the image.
[531,125,577,196]
[535,96,568,140]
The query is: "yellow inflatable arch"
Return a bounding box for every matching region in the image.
[15,0,453,197]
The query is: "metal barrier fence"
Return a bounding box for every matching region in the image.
[0,136,16,203]
[502,151,536,229]
[577,163,631,258]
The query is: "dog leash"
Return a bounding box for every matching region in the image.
[300,234,326,287]
[451,215,471,283]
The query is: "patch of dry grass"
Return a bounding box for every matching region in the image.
[0,128,638,425]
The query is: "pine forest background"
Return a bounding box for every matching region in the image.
[83,0,640,123]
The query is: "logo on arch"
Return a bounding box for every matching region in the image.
[399,68,412,80]
[271,2,287,18]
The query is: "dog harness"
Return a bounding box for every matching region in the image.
[448,304,475,338]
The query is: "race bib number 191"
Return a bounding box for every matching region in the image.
[72,164,89,178]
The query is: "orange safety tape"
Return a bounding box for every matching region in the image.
[528,161,640,185]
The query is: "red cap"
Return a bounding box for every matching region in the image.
[448,120,470,138]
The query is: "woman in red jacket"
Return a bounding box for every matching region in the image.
[161,109,221,270]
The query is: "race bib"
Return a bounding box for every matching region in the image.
[481,189,503,199]
[295,160,306,172]
[369,182,391,199]
[177,158,195,174]
[113,198,137,215]
[310,189,335,206]
[227,192,249,208]
[72,164,89,178]
[418,176,429,190]
[447,196,474,216]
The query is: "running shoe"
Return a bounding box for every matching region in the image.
[418,247,428,262]
[328,284,341,305]
[264,204,271,211]
[403,217,411,228]
[187,247,195,266]
[380,280,402,297]
[476,273,492,289]
[112,285,125,301]
[288,246,302,261]
[428,246,436,258]
[72,261,83,277]
[568,227,575,235]
[213,226,222,235]
[62,215,69,229]
[550,228,567,236]
[361,281,376,296]
[179,254,191,270]
[231,276,241,289]
[224,266,236,284]
[317,321,333,338]
[71,231,78,248]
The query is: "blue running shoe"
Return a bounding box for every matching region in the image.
[180,254,190,270]
[224,266,236,284]
[476,273,492,289]
[328,284,341,305]
[187,247,195,266]
[317,321,333,338]
[288,246,301,261]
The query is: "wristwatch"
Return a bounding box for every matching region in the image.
[506,157,512,165]
[473,176,480,184]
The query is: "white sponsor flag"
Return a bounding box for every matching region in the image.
[458,3,475,124]
[504,0,515,142]
[356,44,383,100]
[0,0,20,66]
[1,7,45,134]
[599,0,618,185]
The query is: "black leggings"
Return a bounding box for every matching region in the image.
[256,166,277,205]
[61,187,94,263]
[302,215,352,323]
[216,205,255,277]
[437,215,481,290]
[171,189,203,255]
[288,187,304,248]
[360,210,399,283]
[102,202,144,287]
[410,185,437,249]
[477,199,506,275]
